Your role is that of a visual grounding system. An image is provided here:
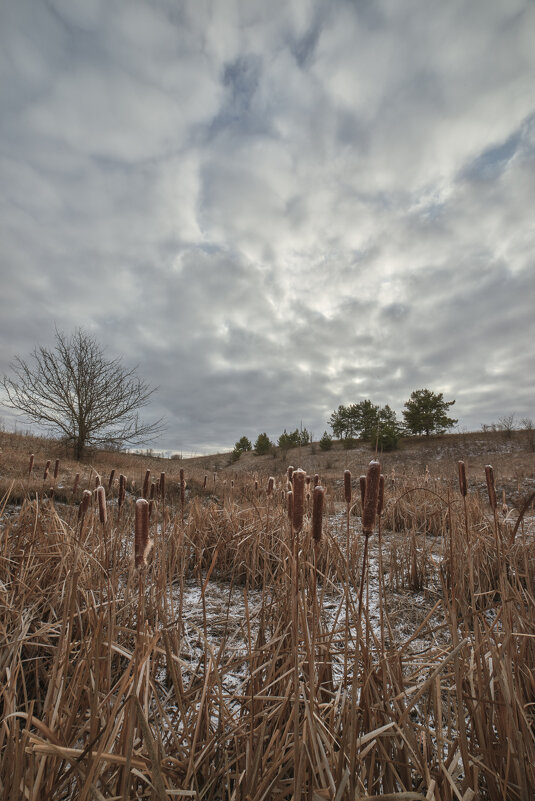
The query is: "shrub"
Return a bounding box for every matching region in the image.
[319,431,333,451]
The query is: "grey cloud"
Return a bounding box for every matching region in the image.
[1,0,534,452]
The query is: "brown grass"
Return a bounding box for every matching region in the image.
[0,430,534,798]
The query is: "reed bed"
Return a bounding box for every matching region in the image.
[0,457,534,800]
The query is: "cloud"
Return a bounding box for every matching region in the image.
[1,0,534,451]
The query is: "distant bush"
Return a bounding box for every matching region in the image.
[319,431,333,451]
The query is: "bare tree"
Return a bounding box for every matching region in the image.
[2,328,164,459]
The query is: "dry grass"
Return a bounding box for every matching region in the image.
[0,430,534,799]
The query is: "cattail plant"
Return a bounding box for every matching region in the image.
[43,460,51,481]
[78,489,92,525]
[97,485,107,525]
[118,474,126,510]
[377,474,385,517]
[485,465,497,511]
[73,472,80,496]
[53,459,60,480]
[142,469,150,499]
[362,461,381,537]
[287,490,293,522]
[267,476,274,495]
[28,453,34,476]
[458,461,467,497]
[292,469,305,533]
[344,470,352,505]
[107,469,115,492]
[135,498,151,570]
[180,468,185,519]
[288,465,294,483]
[357,460,381,650]
[159,472,166,500]
[203,474,207,489]
[95,473,101,488]
[359,475,366,508]
[313,473,319,487]
[312,485,325,542]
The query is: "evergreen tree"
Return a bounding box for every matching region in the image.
[254,432,273,455]
[403,389,457,436]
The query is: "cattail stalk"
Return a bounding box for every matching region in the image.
[359,475,366,508]
[118,474,126,511]
[344,470,352,505]
[135,499,151,570]
[180,468,185,520]
[362,461,381,537]
[485,465,497,511]
[343,471,352,682]
[312,485,324,542]
[458,461,467,497]
[292,469,305,533]
[97,485,107,525]
[142,469,150,500]
[78,489,92,525]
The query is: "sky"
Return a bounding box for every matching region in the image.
[1,0,534,455]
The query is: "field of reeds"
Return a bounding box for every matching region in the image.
[1,431,535,800]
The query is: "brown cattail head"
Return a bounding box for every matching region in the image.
[458,461,467,497]
[292,469,305,532]
[313,473,320,487]
[135,498,151,569]
[28,454,34,475]
[362,460,381,537]
[95,473,101,488]
[267,476,274,495]
[359,475,366,507]
[231,479,234,489]
[377,474,385,516]
[97,485,107,525]
[305,474,311,486]
[288,466,294,482]
[43,460,51,480]
[203,475,207,489]
[254,479,258,491]
[312,485,325,542]
[150,482,156,500]
[344,469,352,504]
[73,472,80,496]
[107,469,115,491]
[502,489,508,517]
[78,489,92,521]
[159,472,166,500]
[53,459,60,479]
[485,465,497,511]
[287,490,293,523]
[142,469,150,499]
[118,474,126,509]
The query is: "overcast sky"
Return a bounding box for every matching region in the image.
[1,0,534,454]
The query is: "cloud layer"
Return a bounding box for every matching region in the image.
[1,0,534,452]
